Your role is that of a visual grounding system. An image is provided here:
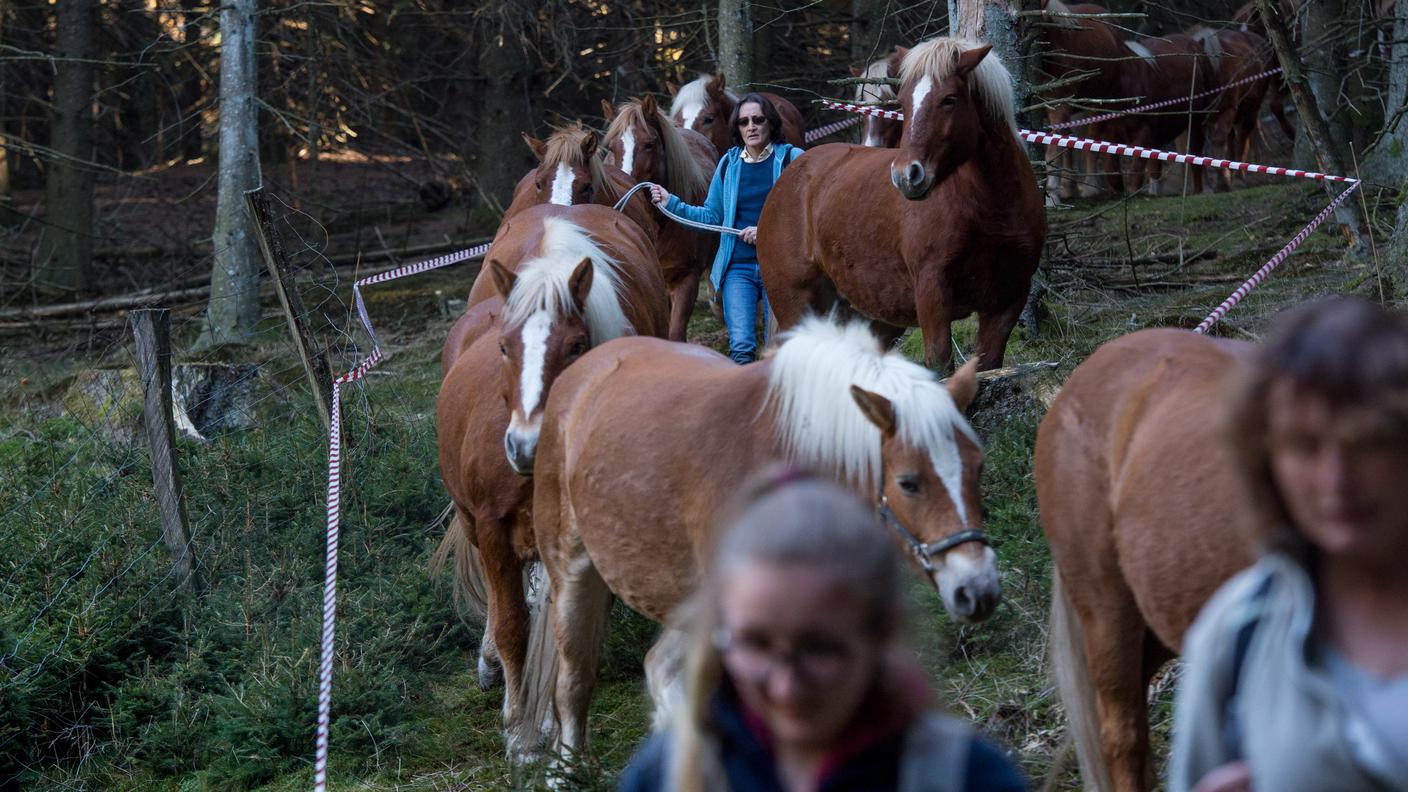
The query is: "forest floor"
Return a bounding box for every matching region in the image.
[0,141,1397,791]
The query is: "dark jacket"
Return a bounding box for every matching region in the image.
[618,685,1027,792]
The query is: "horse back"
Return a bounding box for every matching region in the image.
[534,337,772,621]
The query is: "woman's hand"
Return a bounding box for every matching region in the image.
[649,184,670,205]
[740,226,758,244]
[1192,762,1252,792]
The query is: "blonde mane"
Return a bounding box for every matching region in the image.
[899,36,1018,138]
[764,318,978,517]
[669,74,737,129]
[502,217,633,343]
[854,53,899,104]
[541,123,626,207]
[604,100,708,202]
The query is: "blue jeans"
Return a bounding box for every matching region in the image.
[721,260,770,364]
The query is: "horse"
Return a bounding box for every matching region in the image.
[851,46,907,147]
[1084,34,1216,196]
[601,94,717,341]
[667,73,807,157]
[1193,28,1278,191]
[436,203,668,754]
[1037,328,1256,792]
[756,37,1045,372]
[519,317,998,759]
[1036,1,1131,203]
[500,122,657,240]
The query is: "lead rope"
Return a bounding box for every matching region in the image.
[613,181,744,237]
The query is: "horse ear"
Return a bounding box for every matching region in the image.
[947,358,980,413]
[850,385,897,437]
[707,73,727,96]
[894,45,910,59]
[489,260,517,301]
[640,93,659,118]
[665,80,680,98]
[849,65,863,77]
[601,99,616,122]
[523,133,547,161]
[580,129,599,160]
[568,258,594,311]
[956,44,993,78]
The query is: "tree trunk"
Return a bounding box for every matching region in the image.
[34,0,97,294]
[719,0,753,90]
[954,0,1030,113]
[198,0,261,347]
[1370,0,1408,179]
[473,5,536,213]
[1303,0,1353,156]
[1257,0,1367,257]
[0,1,13,224]
[1387,185,1408,297]
[850,0,903,64]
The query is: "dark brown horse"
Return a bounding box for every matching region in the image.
[436,202,668,755]
[1038,328,1256,792]
[602,95,717,341]
[757,37,1045,372]
[667,73,806,157]
[521,317,995,759]
[1194,27,1278,191]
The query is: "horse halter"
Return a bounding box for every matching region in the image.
[879,496,991,573]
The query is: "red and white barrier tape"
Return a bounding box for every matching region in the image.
[804,115,863,144]
[314,241,491,792]
[818,100,1362,334]
[1044,67,1283,131]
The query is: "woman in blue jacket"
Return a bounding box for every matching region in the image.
[650,93,803,364]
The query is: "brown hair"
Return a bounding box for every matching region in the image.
[666,466,904,792]
[1224,296,1408,560]
[728,92,786,148]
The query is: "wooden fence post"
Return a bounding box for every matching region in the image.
[130,308,200,596]
[244,187,334,431]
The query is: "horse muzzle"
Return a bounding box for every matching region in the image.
[890,160,932,200]
[935,545,1002,623]
[503,428,538,476]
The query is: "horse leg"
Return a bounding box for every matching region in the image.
[1188,123,1206,195]
[975,300,1024,372]
[915,278,954,373]
[478,513,529,701]
[644,627,690,732]
[550,556,615,759]
[667,269,701,343]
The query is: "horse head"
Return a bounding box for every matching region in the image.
[603,95,665,184]
[854,46,906,148]
[670,73,734,154]
[850,360,1000,622]
[520,124,601,207]
[891,39,1010,200]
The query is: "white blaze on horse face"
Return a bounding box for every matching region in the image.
[680,101,702,131]
[620,127,636,177]
[516,310,553,428]
[863,123,885,148]
[930,433,969,530]
[549,163,574,206]
[909,75,933,130]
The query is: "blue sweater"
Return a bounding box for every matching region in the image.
[662,144,804,292]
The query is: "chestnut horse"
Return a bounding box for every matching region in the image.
[1194,27,1278,191]
[757,37,1045,372]
[436,203,668,753]
[501,123,657,238]
[851,47,906,147]
[667,73,806,157]
[1037,329,1256,792]
[516,317,997,759]
[601,95,717,341]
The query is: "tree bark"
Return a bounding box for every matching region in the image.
[1370,0,1408,179]
[198,0,262,348]
[0,1,13,224]
[35,0,97,294]
[1387,185,1408,297]
[954,0,1031,114]
[472,4,536,214]
[1303,0,1353,156]
[1257,0,1367,257]
[719,0,754,90]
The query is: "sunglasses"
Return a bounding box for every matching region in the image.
[737,115,769,128]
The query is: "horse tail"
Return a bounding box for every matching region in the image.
[1049,570,1114,792]
[429,508,490,621]
[505,563,558,760]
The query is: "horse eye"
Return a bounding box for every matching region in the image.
[643,142,655,151]
[534,180,543,191]
[568,340,589,359]
[499,341,509,357]
[941,95,958,108]
[702,115,714,125]
[897,475,921,495]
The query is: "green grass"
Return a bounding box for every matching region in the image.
[3,181,1392,790]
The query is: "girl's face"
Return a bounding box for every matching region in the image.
[1267,379,1408,566]
[737,101,770,149]
[718,560,884,751]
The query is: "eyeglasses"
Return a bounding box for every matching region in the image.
[713,627,855,686]
[737,115,769,128]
